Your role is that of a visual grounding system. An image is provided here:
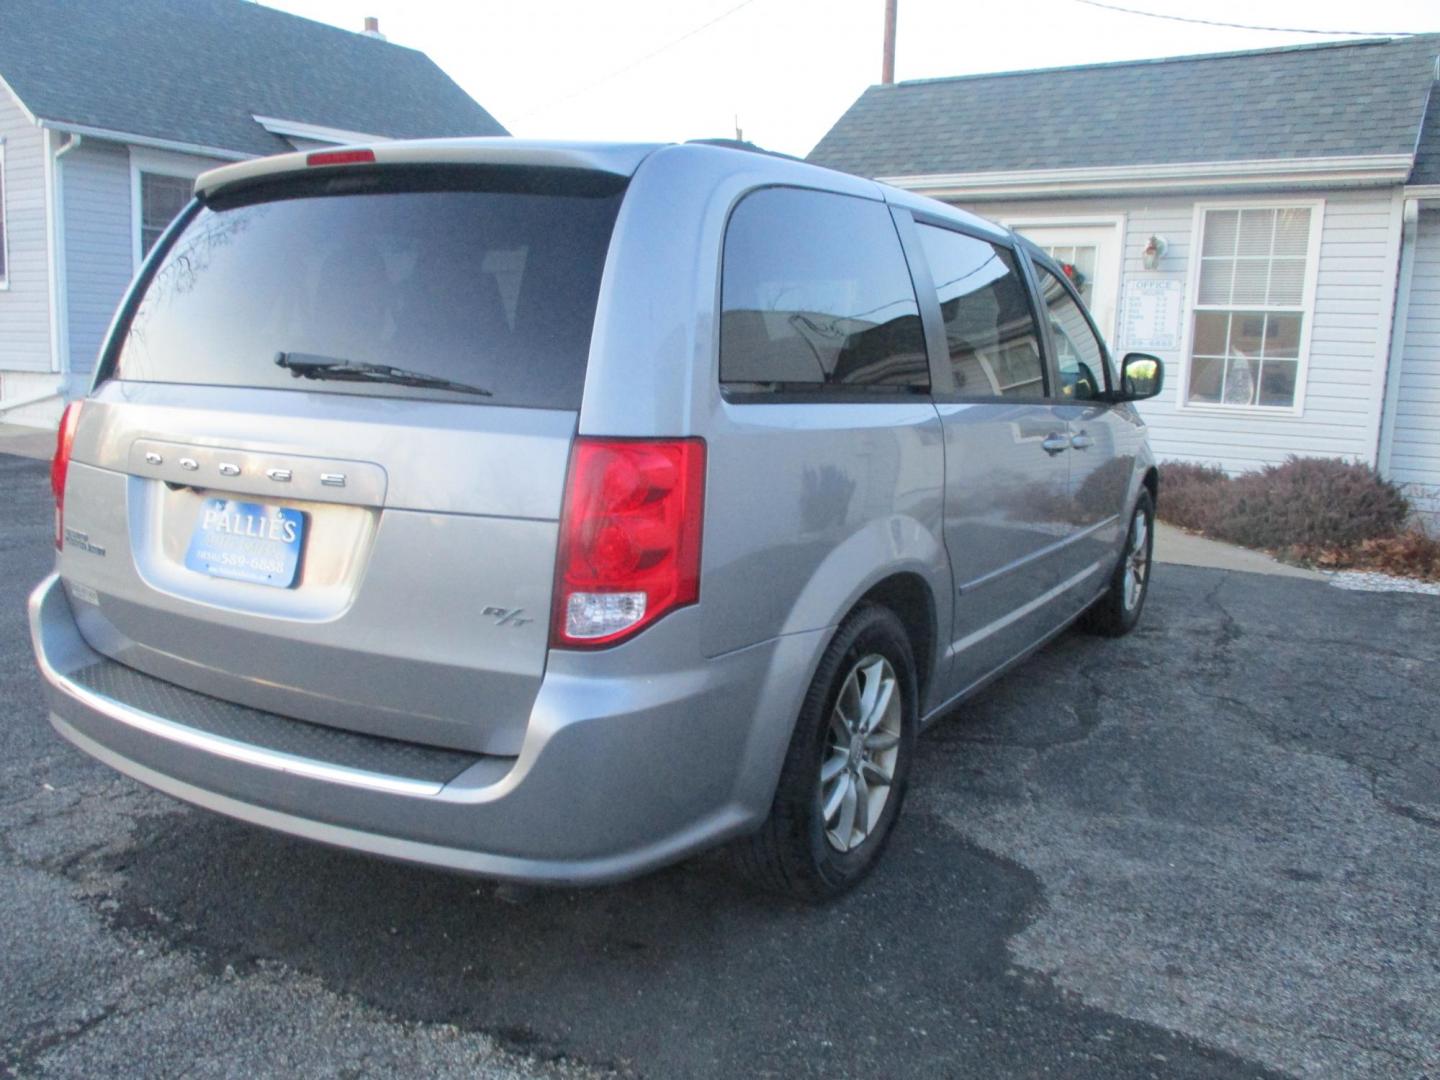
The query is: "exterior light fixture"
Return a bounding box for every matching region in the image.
[1142,235,1169,271]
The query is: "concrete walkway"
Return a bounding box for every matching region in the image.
[0,422,54,461]
[1154,521,1325,580]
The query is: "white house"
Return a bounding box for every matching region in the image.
[811,35,1440,529]
[0,0,506,427]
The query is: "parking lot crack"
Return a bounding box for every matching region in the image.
[1,1001,127,1077]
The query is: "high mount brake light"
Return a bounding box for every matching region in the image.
[551,438,705,648]
[51,401,82,550]
[306,149,376,167]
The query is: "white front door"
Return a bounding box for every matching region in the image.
[1011,222,1124,348]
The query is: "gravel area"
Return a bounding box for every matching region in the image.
[1326,570,1440,595]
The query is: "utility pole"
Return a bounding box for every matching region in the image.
[881,0,897,84]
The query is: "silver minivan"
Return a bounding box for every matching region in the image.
[30,139,1162,900]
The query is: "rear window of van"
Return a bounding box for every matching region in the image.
[105,166,626,410]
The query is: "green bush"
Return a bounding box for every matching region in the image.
[1207,457,1410,551]
[1156,461,1230,533]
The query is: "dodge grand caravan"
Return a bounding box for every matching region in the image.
[30,139,1163,900]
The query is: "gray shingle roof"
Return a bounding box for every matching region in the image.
[808,35,1440,181]
[1413,86,1440,185]
[0,0,506,157]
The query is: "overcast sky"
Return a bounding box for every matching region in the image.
[264,0,1440,158]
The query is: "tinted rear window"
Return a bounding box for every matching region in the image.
[719,187,928,395]
[108,167,626,410]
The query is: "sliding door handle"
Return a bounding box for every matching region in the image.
[1070,432,1095,450]
[1041,434,1070,455]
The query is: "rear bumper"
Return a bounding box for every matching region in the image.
[30,574,822,884]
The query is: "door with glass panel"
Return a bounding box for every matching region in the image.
[1011,223,1123,344]
[913,222,1077,698]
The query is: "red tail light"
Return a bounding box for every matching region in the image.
[551,438,705,648]
[306,148,376,167]
[51,401,82,550]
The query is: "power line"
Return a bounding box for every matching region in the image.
[1070,0,1416,37]
[517,0,768,119]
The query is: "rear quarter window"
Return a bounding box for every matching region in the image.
[719,187,929,396]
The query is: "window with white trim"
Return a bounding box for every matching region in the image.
[139,172,193,257]
[1187,206,1315,409]
[0,142,8,285]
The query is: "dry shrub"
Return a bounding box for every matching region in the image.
[1208,457,1409,551]
[1293,528,1440,581]
[1156,461,1229,533]
[1154,456,1434,579]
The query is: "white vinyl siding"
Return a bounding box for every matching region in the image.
[0,141,8,284]
[948,190,1401,473]
[0,82,52,372]
[61,139,134,375]
[1388,207,1440,529]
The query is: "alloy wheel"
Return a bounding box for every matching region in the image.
[1123,506,1151,612]
[820,654,902,852]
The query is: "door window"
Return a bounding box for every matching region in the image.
[720,188,928,394]
[915,225,1045,399]
[1035,264,1109,402]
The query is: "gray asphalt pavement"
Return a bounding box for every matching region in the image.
[2,450,1437,1079]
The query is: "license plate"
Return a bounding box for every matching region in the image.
[184,498,305,588]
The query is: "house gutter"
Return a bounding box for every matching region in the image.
[38,130,83,406]
[1377,198,1422,477]
[880,154,1415,200]
[37,120,252,163]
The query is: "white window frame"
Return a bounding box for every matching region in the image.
[0,138,10,290]
[1178,198,1325,417]
[129,147,214,273]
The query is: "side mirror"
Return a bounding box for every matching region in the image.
[1118,352,1164,401]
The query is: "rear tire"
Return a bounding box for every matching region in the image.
[733,603,918,902]
[1082,489,1155,638]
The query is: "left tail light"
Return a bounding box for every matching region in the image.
[551,437,705,648]
[51,401,82,550]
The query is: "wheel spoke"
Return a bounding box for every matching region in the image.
[853,773,870,837]
[861,759,892,788]
[861,676,896,734]
[857,659,885,723]
[837,671,862,733]
[864,731,900,753]
[836,777,858,848]
[821,751,848,784]
[823,772,850,824]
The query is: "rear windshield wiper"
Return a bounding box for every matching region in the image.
[274,352,493,397]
